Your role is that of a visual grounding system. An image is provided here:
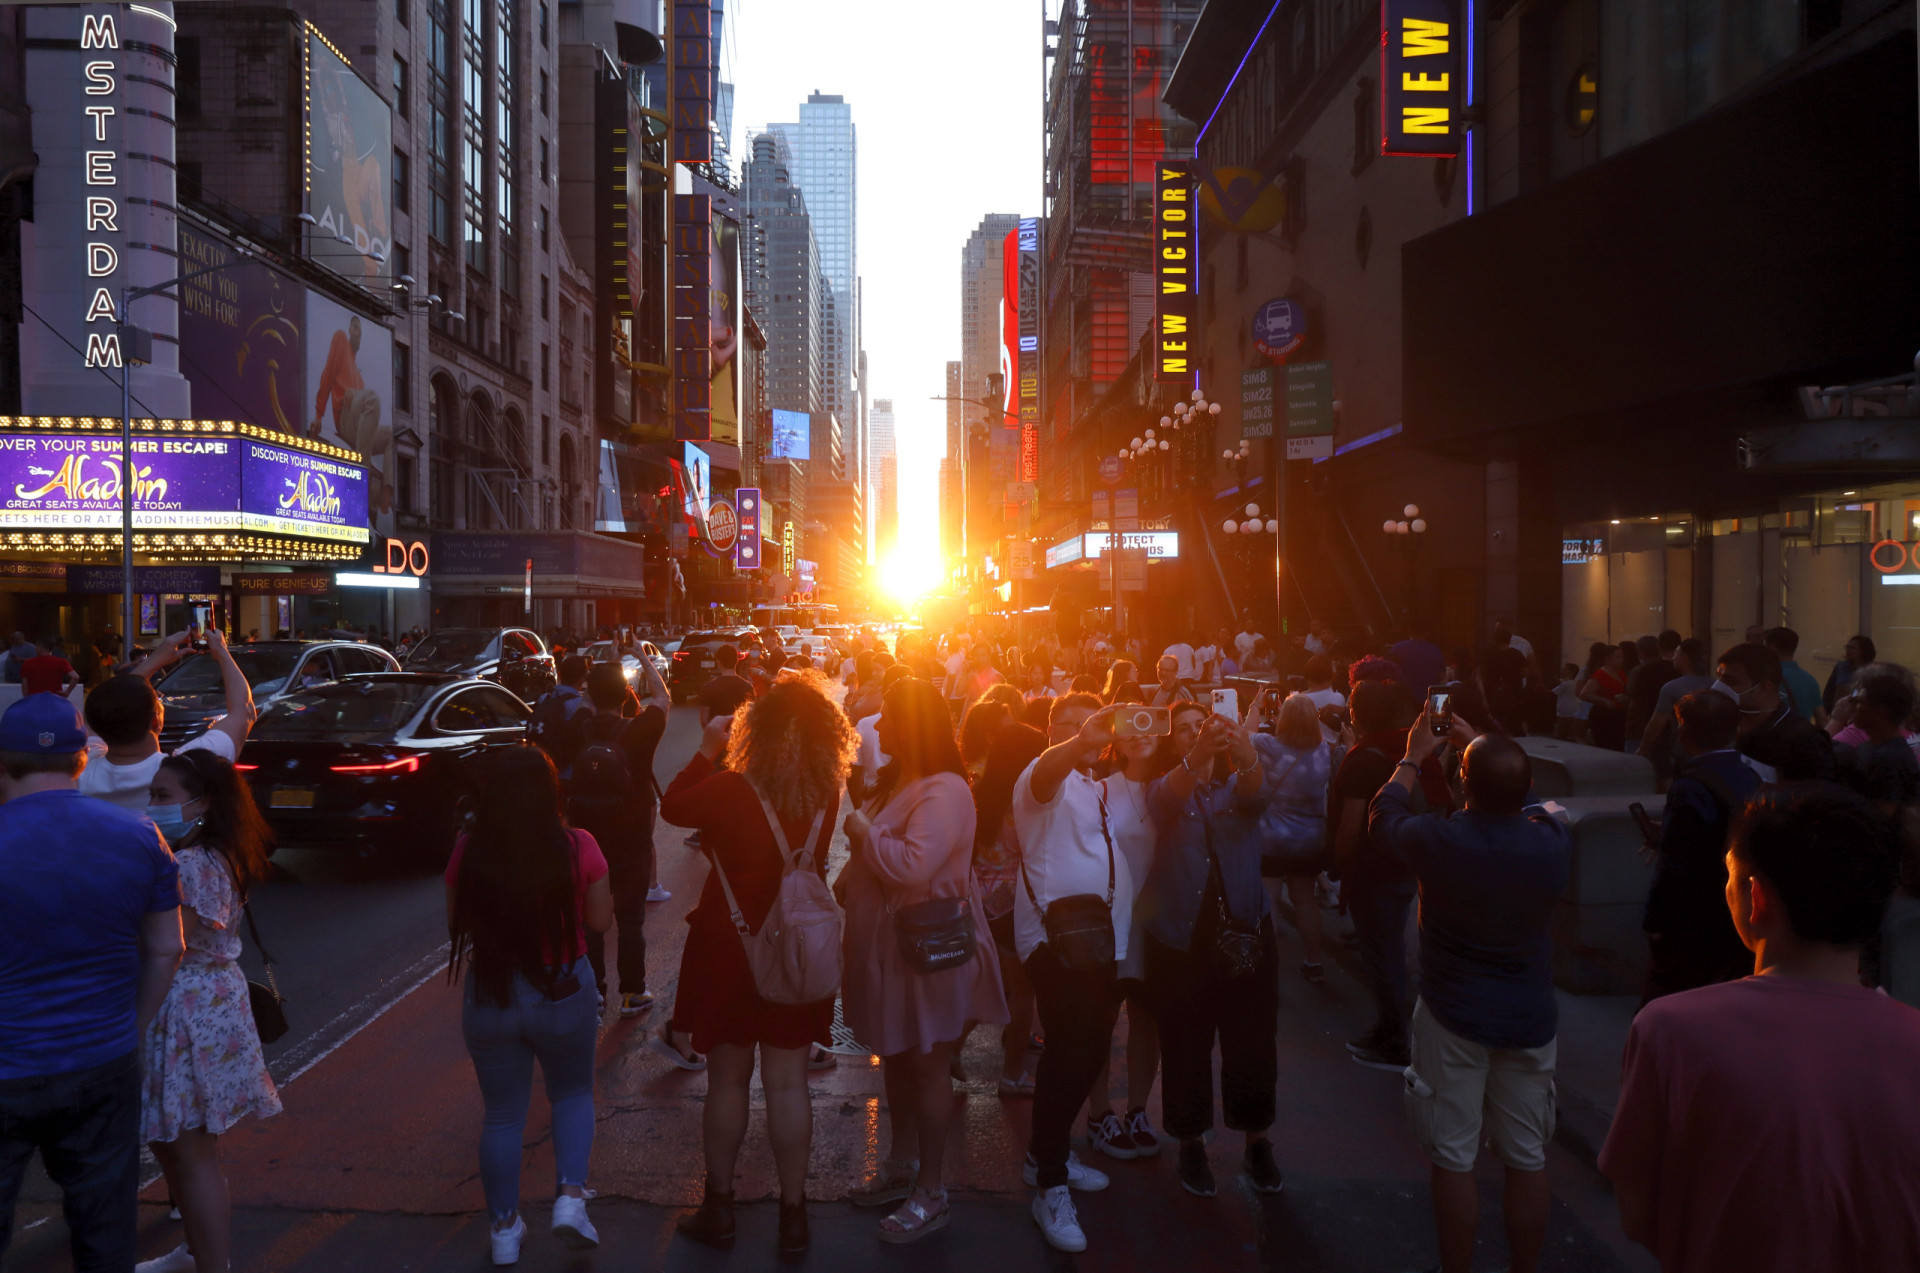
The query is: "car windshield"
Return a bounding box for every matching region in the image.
[157,649,301,696]
[406,631,492,669]
[253,682,435,735]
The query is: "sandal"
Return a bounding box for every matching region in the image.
[647,1023,707,1072]
[848,1157,919,1208]
[996,1073,1036,1097]
[877,1188,950,1244]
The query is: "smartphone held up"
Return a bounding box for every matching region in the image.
[1115,705,1173,738]
[1426,683,1459,737]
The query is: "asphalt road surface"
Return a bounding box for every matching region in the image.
[3,703,1658,1273]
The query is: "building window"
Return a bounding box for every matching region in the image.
[394,341,412,411]
[540,413,551,464]
[178,37,203,119]
[395,452,416,513]
[462,0,488,273]
[539,205,548,253]
[539,274,549,320]
[538,0,548,46]
[392,241,411,287]
[539,67,549,116]
[539,138,548,184]
[392,148,410,213]
[541,342,550,390]
[397,0,409,26]
[393,56,409,117]
[427,0,454,244]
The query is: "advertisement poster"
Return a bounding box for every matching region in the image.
[678,442,711,539]
[178,225,307,433]
[709,211,742,446]
[0,432,367,541]
[769,408,811,460]
[305,34,393,282]
[305,291,394,531]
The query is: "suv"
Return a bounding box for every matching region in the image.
[668,629,766,701]
[402,627,556,703]
[153,640,402,750]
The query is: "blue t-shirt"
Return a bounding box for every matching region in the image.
[0,789,179,1079]
[1368,781,1572,1049]
[1779,660,1822,724]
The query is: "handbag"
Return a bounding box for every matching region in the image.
[710,788,840,1005]
[1019,781,1117,971]
[1197,810,1264,981]
[240,899,289,1045]
[892,893,978,974]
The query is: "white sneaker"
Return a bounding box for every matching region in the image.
[489,1215,526,1266]
[135,1245,196,1273]
[1021,1150,1110,1192]
[1031,1185,1087,1253]
[550,1194,599,1249]
[647,885,671,902]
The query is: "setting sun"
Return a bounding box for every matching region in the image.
[878,543,942,609]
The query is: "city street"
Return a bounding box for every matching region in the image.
[5,707,1653,1273]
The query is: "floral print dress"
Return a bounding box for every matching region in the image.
[140,846,283,1143]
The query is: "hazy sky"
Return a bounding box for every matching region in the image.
[725,0,1047,588]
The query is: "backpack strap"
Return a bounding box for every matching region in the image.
[711,782,827,937]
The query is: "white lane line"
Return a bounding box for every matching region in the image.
[272,941,452,1085]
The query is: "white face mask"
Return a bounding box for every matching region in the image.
[1711,679,1768,715]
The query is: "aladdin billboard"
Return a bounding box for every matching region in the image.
[178,224,307,435]
[0,425,368,542]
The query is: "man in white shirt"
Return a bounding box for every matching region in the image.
[78,627,255,813]
[1493,619,1535,663]
[1162,640,1198,683]
[1235,620,1263,666]
[1013,693,1129,1252]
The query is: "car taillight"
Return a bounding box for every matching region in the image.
[330,755,422,774]
[235,763,259,771]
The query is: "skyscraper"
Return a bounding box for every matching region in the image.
[771,94,861,524]
[872,398,896,557]
[959,215,1022,572]
[742,133,824,418]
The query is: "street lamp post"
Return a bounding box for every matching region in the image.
[1381,503,1430,624]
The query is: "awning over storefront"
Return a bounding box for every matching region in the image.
[428,531,647,598]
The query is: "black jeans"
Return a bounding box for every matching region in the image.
[1145,923,1279,1141]
[0,1052,141,1272]
[586,801,655,997]
[1348,867,1417,1046]
[1023,943,1120,1189]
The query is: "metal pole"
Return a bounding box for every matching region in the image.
[120,285,134,663]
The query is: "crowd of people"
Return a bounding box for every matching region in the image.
[4,613,1919,1272]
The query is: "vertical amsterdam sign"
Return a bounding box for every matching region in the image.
[1153,163,1195,385]
[80,11,122,368]
[1381,0,1463,158]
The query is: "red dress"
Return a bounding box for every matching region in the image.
[659,752,840,1053]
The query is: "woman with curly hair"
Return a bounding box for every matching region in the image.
[841,677,1008,1242]
[661,670,856,1261]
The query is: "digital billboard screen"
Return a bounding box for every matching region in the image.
[710,210,742,446]
[305,291,394,533]
[305,33,394,283]
[178,225,306,435]
[769,408,811,460]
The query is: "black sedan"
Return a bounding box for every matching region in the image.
[237,673,533,860]
[401,627,557,703]
[153,640,401,750]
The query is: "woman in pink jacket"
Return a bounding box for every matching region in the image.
[839,678,1008,1243]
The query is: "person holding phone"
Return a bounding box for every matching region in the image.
[79,629,256,815]
[1140,703,1282,1199]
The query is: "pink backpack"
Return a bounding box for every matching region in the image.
[710,787,841,1005]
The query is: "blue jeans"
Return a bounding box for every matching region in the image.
[1348,869,1417,1047]
[0,1052,140,1272]
[461,958,601,1222]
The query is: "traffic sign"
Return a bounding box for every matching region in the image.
[1098,455,1125,485]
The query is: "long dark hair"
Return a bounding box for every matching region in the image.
[158,749,273,897]
[974,722,1046,854]
[448,747,580,1007]
[873,678,967,808]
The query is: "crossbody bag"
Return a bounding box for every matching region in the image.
[868,786,979,975]
[1196,803,1264,980]
[1019,780,1117,971]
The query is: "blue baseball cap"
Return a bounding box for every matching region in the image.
[0,693,88,754]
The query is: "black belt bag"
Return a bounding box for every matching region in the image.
[893,893,978,974]
[1022,779,1118,973]
[1199,811,1263,980]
